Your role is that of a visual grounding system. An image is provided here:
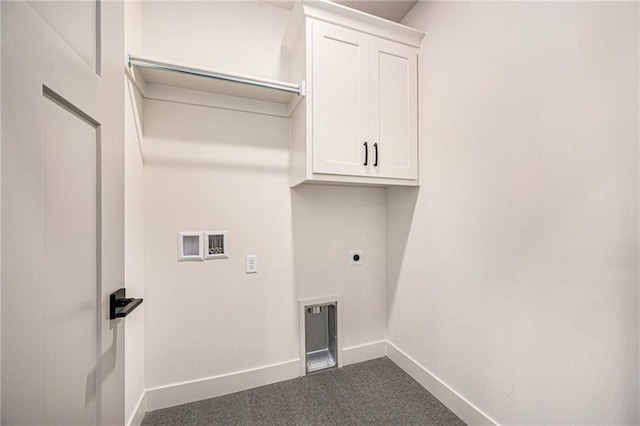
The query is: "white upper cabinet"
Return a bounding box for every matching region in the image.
[370,37,418,180]
[285,0,424,187]
[312,21,370,177]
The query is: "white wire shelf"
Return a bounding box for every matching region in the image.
[128,54,303,106]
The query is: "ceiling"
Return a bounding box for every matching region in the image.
[333,1,418,23]
[263,0,418,23]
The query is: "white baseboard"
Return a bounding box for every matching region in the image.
[386,341,498,426]
[145,359,300,411]
[342,340,387,366]
[127,392,147,426]
[141,339,387,414]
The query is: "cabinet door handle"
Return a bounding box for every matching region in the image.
[373,143,378,167]
[363,141,368,166]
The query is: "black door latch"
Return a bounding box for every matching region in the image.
[110,288,143,320]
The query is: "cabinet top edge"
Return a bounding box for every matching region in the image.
[283,0,425,50]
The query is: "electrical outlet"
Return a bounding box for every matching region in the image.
[349,250,363,266]
[245,255,258,273]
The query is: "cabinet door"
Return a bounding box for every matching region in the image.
[312,20,370,176]
[370,38,418,180]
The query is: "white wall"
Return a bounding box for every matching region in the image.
[143,101,388,397]
[124,1,145,424]
[292,185,387,353]
[141,3,297,394]
[142,0,289,81]
[389,2,639,424]
[124,82,146,424]
[143,98,299,388]
[141,2,388,401]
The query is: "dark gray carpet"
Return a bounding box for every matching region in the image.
[142,357,466,426]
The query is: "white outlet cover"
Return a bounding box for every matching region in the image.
[349,250,363,266]
[246,255,258,273]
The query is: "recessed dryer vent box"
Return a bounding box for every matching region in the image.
[304,301,338,374]
[178,232,203,261]
[204,230,228,260]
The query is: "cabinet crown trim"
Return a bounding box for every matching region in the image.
[283,0,424,50]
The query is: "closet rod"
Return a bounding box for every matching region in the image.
[128,55,301,95]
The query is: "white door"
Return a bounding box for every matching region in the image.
[2,1,125,424]
[370,37,418,180]
[312,20,370,177]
